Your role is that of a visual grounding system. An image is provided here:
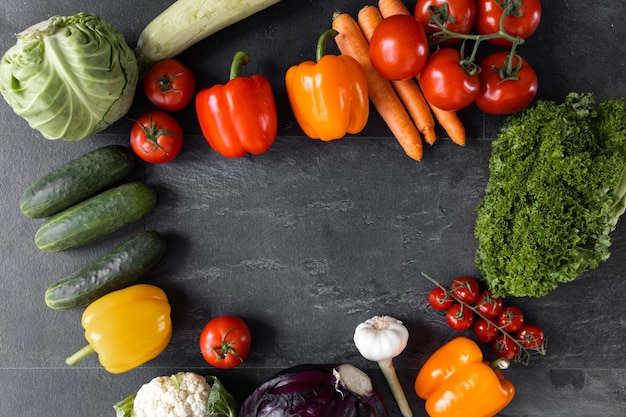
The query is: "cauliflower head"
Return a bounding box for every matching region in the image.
[132,372,211,417]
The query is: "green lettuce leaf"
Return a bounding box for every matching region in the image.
[474,93,626,297]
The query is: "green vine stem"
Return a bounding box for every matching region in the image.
[426,0,526,76]
[421,272,546,365]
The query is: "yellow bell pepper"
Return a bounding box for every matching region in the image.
[66,284,172,374]
[415,336,515,417]
[285,28,368,141]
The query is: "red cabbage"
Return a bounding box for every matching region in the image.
[239,364,388,417]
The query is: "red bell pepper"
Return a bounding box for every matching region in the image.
[196,51,277,158]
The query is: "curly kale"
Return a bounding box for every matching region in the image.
[474,93,626,297]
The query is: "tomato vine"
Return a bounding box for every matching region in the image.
[422,272,547,365]
[425,0,535,79]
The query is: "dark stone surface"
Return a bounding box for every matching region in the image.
[1,0,625,416]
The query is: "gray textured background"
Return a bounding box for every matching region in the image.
[1,0,625,416]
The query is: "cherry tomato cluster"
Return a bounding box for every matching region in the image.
[426,275,546,363]
[130,59,196,164]
[369,0,541,115]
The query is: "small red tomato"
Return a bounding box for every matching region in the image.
[450,276,481,304]
[474,290,503,318]
[130,111,183,164]
[369,14,429,80]
[475,52,538,115]
[473,318,499,343]
[418,47,480,111]
[446,303,475,331]
[492,334,520,360]
[199,315,252,369]
[497,305,525,332]
[144,59,196,111]
[428,287,454,311]
[516,324,545,349]
[415,0,476,45]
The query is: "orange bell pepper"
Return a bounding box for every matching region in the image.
[415,336,515,417]
[196,51,278,158]
[285,29,368,141]
[65,284,172,374]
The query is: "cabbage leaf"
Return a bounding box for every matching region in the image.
[0,13,137,141]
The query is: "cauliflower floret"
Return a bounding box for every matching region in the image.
[132,372,211,417]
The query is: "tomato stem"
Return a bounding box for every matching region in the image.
[203,327,244,363]
[421,272,546,365]
[495,51,523,82]
[157,72,183,93]
[459,40,482,76]
[496,0,524,18]
[134,113,180,155]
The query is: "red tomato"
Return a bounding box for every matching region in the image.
[450,276,481,304]
[144,59,196,111]
[418,47,480,111]
[199,316,252,369]
[446,303,475,331]
[497,305,524,332]
[492,334,520,360]
[474,290,503,318]
[369,14,429,80]
[130,111,183,164]
[415,0,476,45]
[473,318,499,343]
[516,324,545,349]
[475,0,542,46]
[428,287,454,311]
[475,52,538,114]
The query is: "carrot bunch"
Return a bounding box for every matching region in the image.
[332,0,466,161]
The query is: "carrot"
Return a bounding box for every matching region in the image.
[357,5,436,145]
[332,11,423,161]
[427,101,466,146]
[378,0,412,16]
[355,5,381,40]
[378,0,467,146]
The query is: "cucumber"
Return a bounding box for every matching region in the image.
[44,230,167,310]
[20,145,137,218]
[35,182,157,252]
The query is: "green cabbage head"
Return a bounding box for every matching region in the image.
[0,13,138,141]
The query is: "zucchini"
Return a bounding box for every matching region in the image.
[45,230,167,310]
[135,0,282,74]
[35,181,157,252]
[20,145,136,218]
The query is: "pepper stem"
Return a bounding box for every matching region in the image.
[229,51,250,81]
[65,344,96,366]
[490,357,511,372]
[316,28,339,62]
[377,358,413,417]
